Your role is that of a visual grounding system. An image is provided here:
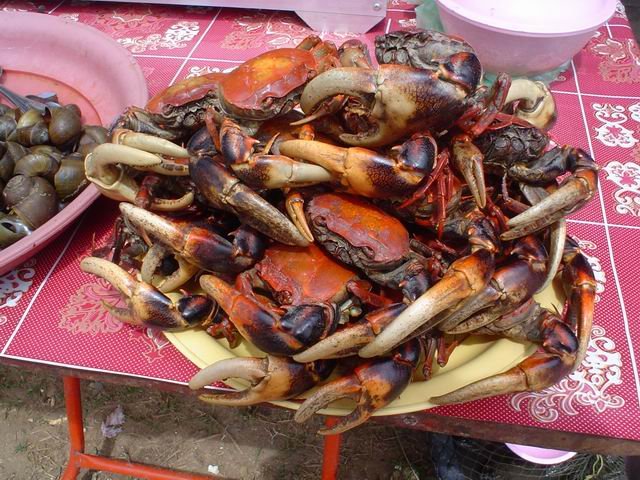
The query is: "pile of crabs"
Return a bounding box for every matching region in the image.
[81,30,598,435]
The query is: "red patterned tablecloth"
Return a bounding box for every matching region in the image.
[1,0,640,443]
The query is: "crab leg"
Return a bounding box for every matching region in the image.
[451,135,486,208]
[294,339,420,435]
[189,355,334,406]
[190,155,309,247]
[502,147,599,240]
[359,249,495,358]
[431,243,595,405]
[119,203,258,274]
[293,303,407,363]
[80,257,213,329]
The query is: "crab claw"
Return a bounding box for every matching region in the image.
[300,67,376,115]
[231,156,334,189]
[359,249,495,358]
[80,257,213,329]
[300,67,399,148]
[293,303,407,363]
[285,191,314,243]
[294,339,420,435]
[190,355,335,406]
[432,243,595,405]
[279,137,435,198]
[200,275,339,356]
[190,155,309,247]
[431,310,578,405]
[120,203,258,274]
[451,135,486,208]
[140,243,200,293]
[505,79,556,131]
[85,143,194,211]
[111,128,190,160]
[502,148,599,240]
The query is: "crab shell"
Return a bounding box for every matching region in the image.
[253,243,360,306]
[146,49,323,123]
[217,48,322,120]
[146,72,226,117]
[306,193,411,272]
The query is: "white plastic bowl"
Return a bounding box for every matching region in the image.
[434,0,617,75]
[505,443,577,465]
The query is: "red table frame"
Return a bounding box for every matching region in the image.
[58,375,341,480]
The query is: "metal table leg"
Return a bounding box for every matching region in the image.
[60,376,220,480]
[321,417,342,480]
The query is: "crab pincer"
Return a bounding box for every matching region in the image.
[80,257,213,329]
[189,355,335,406]
[293,303,408,363]
[430,238,596,405]
[199,275,339,356]
[189,154,309,247]
[84,137,193,211]
[359,249,495,358]
[217,118,334,189]
[501,147,599,240]
[119,203,259,274]
[294,339,420,435]
[278,133,437,199]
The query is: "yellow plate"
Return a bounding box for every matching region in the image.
[165,280,563,416]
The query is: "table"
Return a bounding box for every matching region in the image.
[2,0,640,477]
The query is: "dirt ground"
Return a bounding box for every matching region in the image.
[0,363,436,480]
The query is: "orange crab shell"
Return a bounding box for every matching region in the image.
[255,243,359,306]
[308,193,411,265]
[218,48,321,110]
[145,72,226,115]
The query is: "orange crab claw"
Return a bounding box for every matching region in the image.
[200,275,339,356]
[119,203,259,274]
[293,303,407,363]
[189,355,335,406]
[294,339,420,435]
[359,249,495,358]
[80,257,213,329]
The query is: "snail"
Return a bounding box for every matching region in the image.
[0,94,108,249]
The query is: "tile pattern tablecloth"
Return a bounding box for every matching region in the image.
[2,0,640,441]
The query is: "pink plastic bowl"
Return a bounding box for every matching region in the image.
[0,12,148,276]
[505,443,577,465]
[435,0,617,75]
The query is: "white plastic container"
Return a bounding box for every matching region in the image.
[435,0,617,75]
